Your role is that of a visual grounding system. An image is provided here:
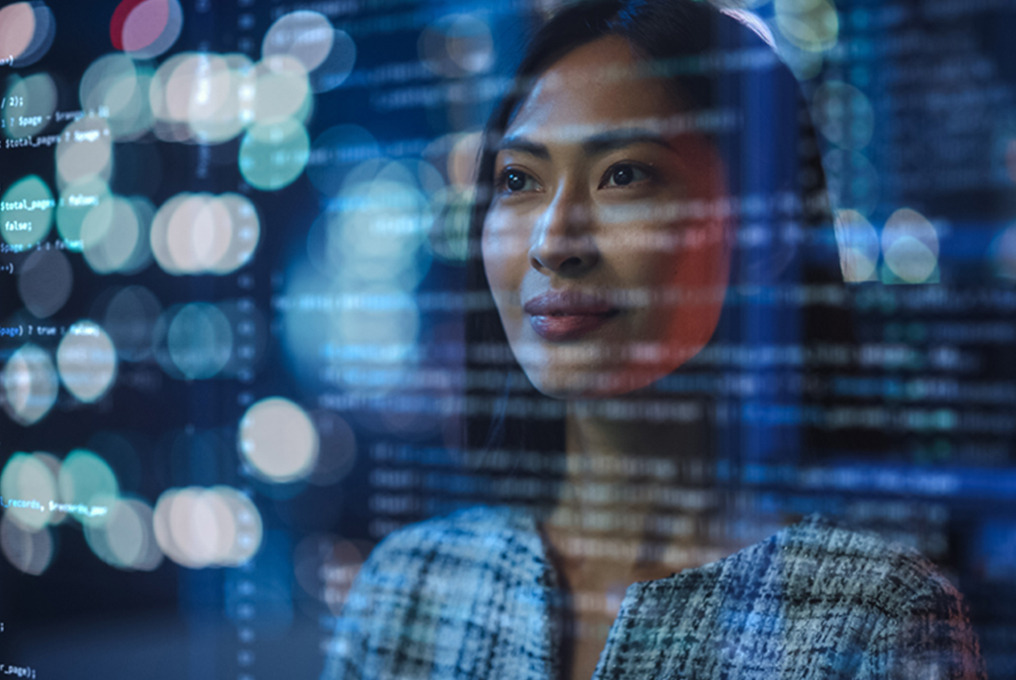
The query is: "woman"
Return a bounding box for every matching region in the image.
[323,1,984,678]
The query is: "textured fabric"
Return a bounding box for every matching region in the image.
[321,508,985,679]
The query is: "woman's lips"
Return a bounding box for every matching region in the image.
[523,292,619,342]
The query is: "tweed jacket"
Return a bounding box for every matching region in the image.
[321,507,984,679]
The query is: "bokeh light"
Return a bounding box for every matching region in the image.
[150,193,260,274]
[252,55,312,125]
[0,452,58,530]
[57,449,119,527]
[308,411,358,486]
[882,208,940,284]
[56,321,117,403]
[325,159,437,288]
[85,498,163,571]
[774,0,840,53]
[239,397,320,483]
[101,285,162,362]
[812,81,875,150]
[153,486,263,568]
[989,223,1016,281]
[111,0,183,59]
[159,302,234,380]
[262,11,333,72]
[18,249,73,318]
[822,149,879,217]
[309,29,356,93]
[833,209,879,282]
[2,344,58,425]
[419,14,494,77]
[0,2,56,68]
[55,118,114,188]
[3,73,57,140]
[239,118,311,191]
[261,11,356,93]
[0,175,55,251]
[80,53,154,140]
[0,3,36,64]
[306,124,380,198]
[56,177,112,251]
[149,51,255,143]
[0,513,53,575]
[81,195,152,274]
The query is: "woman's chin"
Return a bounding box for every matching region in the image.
[525,365,664,400]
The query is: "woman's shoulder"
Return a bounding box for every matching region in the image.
[767,513,965,608]
[357,505,542,575]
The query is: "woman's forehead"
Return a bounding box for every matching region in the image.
[506,36,680,142]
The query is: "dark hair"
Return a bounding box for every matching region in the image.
[462,0,839,470]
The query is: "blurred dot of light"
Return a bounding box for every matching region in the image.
[1,344,58,425]
[812,81,874,150]
[81,196,143,274]
[882,208,940,284]
[18,249,73,318]
[774,0,839,53]
[833,209,879,282]
[309,29,356,93]
[148,52,191,142]
[989,223,1016,281]
[252,55,312,125]
[0,175,55,250]
[427,186,473,264]
[446,131,482,189]
[239,118,311,191]
[111,0,183,59]
[55,118,114,188]
[262,11,333,72]
[151,193,251,274]
[80,53,154,140]
[239,397,319,483]
[210,193,260,273]
[163,53,232,125]
[57,449,120,526]
[822,149,879,217]
[85,498,162,570]
[149,193,188,273]
[0,514,53,575]
[0,452,57,530]
[293,535,363,610]
[308,411,357,486]
[101,285,162,362]
[0,3,36,63]
[327,161,435,288]
[154,486,262,568]
[167,194,230,272]
[419,14,494,78]
[0,2,56,68]
[15,2,56,68]
[185,57,250,144]
[306,124,379,198]
[3,73,57,140]
[165,302,233,379]
[33,452,65,525]
[56,177,112,251]
[331,290,421,364]
[56,321,117,403]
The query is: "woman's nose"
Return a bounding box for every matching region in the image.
[528,193,600,275]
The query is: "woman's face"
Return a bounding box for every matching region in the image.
[481,36,730,399]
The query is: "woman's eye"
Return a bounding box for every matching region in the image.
[601,163,651,188]
[498,168,536,193]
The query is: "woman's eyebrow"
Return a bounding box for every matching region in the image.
[581,128,675,154]
[496,136,550,159]
[496,129,673,159]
